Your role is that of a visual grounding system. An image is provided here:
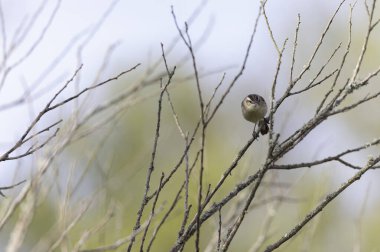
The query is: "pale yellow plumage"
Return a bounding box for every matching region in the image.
[241,94,268,135]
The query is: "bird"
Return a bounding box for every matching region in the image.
[241,94,269,135]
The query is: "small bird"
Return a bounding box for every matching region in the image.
[241,94,269,135]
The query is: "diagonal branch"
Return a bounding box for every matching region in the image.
[264,155,380,252]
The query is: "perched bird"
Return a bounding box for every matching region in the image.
[241,94,269,135]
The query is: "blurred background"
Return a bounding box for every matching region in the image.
[0,0,380,251]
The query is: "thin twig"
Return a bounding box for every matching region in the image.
[127,63,175,251]
[0,180,26,197]
[272,137,380,170]
[140,173,165,252]
[264,156,380,252]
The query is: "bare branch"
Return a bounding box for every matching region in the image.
[0,180,26,197]
[79,206,164,252]
[264,156,380,252]
[261,0,280,54]
[127,62,175,251]
[272,137,380,170]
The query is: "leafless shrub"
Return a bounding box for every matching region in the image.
[1,0,380,251]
